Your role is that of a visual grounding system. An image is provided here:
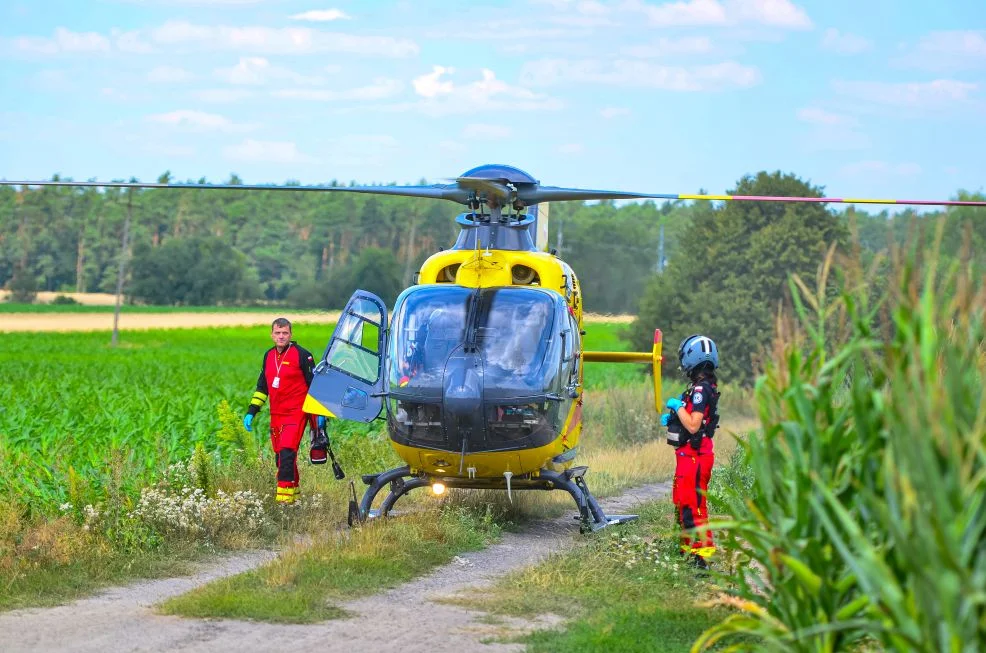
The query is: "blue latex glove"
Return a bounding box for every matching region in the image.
[660,413,670,427]
[666,397,684,412]
[317,415,326,429]
[243,413,253,432]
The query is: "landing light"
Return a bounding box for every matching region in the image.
[431,482,446,496]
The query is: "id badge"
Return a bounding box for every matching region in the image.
[272,376,280,388]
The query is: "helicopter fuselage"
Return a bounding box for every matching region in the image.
[304,211,588,481]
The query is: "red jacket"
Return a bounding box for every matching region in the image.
[247,342,316,416]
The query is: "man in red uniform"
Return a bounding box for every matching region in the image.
[662,334,720,570]
[243,318,321,504]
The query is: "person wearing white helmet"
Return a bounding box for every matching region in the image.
[662,334,721,570]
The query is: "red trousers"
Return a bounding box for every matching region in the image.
[270,411,317,490]
[672,444,715,557]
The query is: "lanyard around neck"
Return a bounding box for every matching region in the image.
[274,344,292,377]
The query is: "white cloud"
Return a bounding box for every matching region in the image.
[149,21,418,57]
[462,123,513,139]
[899,30,986,71]
[821,28,871,55]
[223,139,317,164]
[727,0,811,29]
[833,79,978,108]
[622,36,715,58]
[797,107,868,151]
[558,143,585,154]
[385,68,562,116]
[112,29,154,53]
[272,79,403,101]
[147,109,256,132]
[796,107,854,125]
[840,160,922,177]
[542,0,616,27]
[632,0,727,27]
[147,65,193,83]
[627,0,810,29]
[600,106,631,118]
[289,9,351,22]
[519,58,761,91]
[129,0,270,4]
[193,88,257,103]
[13,27,111,54]
[215,57,325,86]
[413,66,455,98]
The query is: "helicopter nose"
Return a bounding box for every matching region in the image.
[442,350,485,441]
[443,351,483,415]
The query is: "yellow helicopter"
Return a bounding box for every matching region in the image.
[4,166,982,532]
[298,164,668,532]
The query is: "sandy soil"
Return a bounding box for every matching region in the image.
[0,311,632,333]
[0,291,119,305]
[0,481,671,653]
[0,312,343,333]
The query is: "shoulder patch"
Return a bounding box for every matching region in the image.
[692,390,704,404]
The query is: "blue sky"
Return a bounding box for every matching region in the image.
[1,0,983,207]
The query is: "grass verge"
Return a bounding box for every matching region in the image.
[443,500,741,653]
[159,504,502,623]
[0,541,206,612]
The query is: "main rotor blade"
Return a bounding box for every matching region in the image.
[0,179,473,203]
[518,186,678,204]
[669,193,986,207]
[1,179,983,207]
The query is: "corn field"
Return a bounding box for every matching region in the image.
[698,236,986,652]
[0,321,649,514]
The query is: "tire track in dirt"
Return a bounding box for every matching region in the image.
[0,481,670,653]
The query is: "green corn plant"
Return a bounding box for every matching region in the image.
[695,227,985,652]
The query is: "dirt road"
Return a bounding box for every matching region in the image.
[0,481,670,653]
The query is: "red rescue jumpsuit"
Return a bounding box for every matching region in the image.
[672,381,717,559]
[247,342,318,504]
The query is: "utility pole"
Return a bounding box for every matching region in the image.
[111,187,133,348]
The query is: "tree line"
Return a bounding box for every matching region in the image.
[2,171,982,381]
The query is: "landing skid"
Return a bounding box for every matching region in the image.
[350,465,637,534]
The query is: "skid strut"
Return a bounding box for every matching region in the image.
[352,465,637,533]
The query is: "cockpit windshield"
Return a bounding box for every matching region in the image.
[388,285,566,449]
[476,290,554,389]
[390,286,471,389]
[389,285,556,392]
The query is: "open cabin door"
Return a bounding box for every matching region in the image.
[303,290,388,423]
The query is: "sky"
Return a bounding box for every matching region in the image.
[0,0,984,208]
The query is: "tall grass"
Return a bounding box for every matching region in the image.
[698,231,986,652]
